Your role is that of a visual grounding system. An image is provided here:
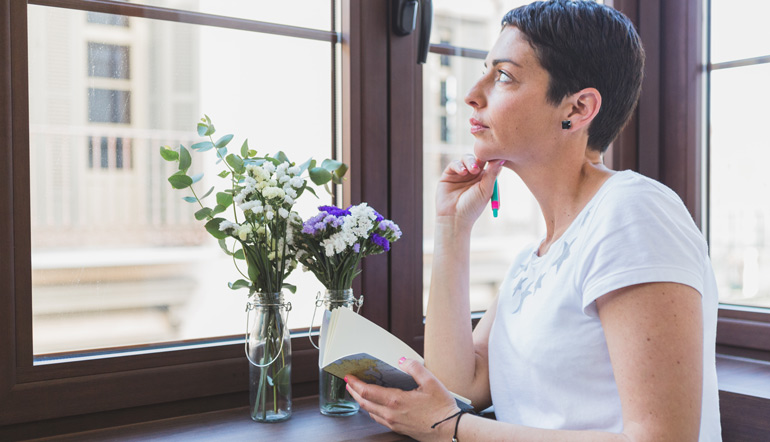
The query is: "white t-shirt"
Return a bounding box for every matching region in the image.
[488,170,721,440]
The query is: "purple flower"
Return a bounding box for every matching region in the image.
[373,210,384,223]
[302,224,316,234]
[369,233,390,252]
[353,243,361,253]
[319,205,350,217]
[379,220,402,239]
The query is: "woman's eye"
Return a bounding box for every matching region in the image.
[497,70,513,82]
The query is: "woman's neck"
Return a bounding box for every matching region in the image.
[515,148,613,256]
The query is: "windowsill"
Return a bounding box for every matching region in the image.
[25,396,413,442]
[3,354,767,441]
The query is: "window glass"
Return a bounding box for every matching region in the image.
[28,5,334,355]
[113,0,332,31]
[709,63,770,309]
[88,43,131,79]
[710,0,770,64]
[422,2,545,315]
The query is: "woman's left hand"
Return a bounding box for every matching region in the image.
[345,358,462,441]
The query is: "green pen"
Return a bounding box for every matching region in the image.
[491,179,500,218]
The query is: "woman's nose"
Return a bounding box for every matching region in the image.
[465,80,485,109]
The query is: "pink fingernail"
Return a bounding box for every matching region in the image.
[344,376,348,383]
[499,161,505,165]
[398,357,406,364]
[472,164,479,170]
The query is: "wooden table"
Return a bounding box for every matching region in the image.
[33,396,413,442]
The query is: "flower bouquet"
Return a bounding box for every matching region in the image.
[293,203,401,415]
[160,115,347,422]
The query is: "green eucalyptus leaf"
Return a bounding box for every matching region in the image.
[309,167,332,185]
[204,217,228,239]
[274,365,291,395]
[168,172,193,189]
[217,146,228,159]
[215,134,234,148]
[275,151,290,164]
[226,154,245,174]
[228,279,252,290]
[211,204,227,215]
[282,283,297,294]
[321,158,343,172]
[194,207,213,220]
[264,156,281,167]
[240,139,250,158]
[217,170,230,178]
[247,262,259,282]
[197,123,208,137]
[216,192,233,208]
[160,145,179,161]
[191,141,214,152]
[334,163,349,179]
[204,116,215,135]
[178,145,192,172]
[201,186,215,199]
[298,158,314,174]
[182,196,197,203]
[218,238,233,255]
[190,172,203,184]
[233,249,245,260]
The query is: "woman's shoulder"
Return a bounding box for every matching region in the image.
[593,170,690,217]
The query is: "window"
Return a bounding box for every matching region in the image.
[87,11,129,26]
[708,0,770,310]
[87,88,131,123]
[2,0,364,429]
[88,43,130,79]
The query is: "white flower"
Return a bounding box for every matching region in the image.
[268,179,278,187]
[288,165,300,175]
[236,224,251,241]
[284,188,297,199]
[218,220,238,232]
[262,186,286,200]
[262,162,276,174]
[279,175,291,184]
[290,176,304,188]
[278,208,289,219]
[283,195,294,205]
[265,210,275,221]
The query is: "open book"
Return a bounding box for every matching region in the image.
[320,307,472,410]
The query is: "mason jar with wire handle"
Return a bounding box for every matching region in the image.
[309,288,364,416]
[246,291,292,423]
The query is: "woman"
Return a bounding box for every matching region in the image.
[345,1,721,441]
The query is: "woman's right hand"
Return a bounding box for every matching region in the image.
[435,154,505,229]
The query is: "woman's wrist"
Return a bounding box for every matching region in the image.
[434,215,474,237]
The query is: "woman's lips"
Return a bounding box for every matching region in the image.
[469,118,489,134]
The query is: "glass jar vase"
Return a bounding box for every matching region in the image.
[315,288,364,416]
[246,291,292,423]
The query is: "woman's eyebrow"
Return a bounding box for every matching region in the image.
[483,58,523,69]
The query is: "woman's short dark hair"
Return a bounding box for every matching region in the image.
[502,0,645,152]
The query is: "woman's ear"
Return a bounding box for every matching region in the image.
[562,88,601,131]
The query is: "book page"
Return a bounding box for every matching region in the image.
[321,307,422,369]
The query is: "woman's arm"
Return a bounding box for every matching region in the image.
[347,281,704,442]
[424,156,503,407]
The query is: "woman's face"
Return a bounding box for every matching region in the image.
[465,26,563,164]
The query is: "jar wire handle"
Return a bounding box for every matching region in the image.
[245,300,292,368]
[308,291,365,350]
